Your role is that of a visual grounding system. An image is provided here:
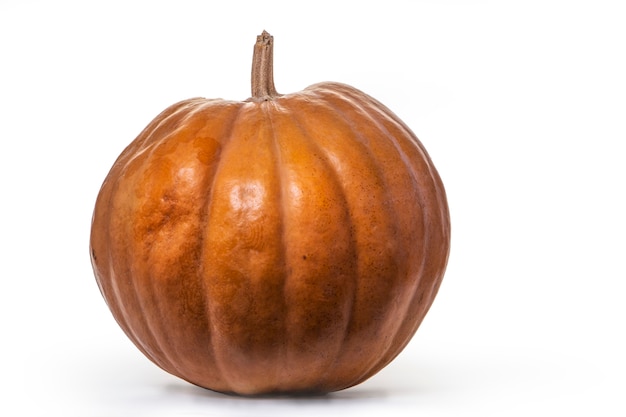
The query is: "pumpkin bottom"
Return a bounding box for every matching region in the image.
[199,385,332,398]
[151,351,389,396]
[180,375,372,397]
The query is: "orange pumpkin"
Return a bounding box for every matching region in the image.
[90,31,450,395]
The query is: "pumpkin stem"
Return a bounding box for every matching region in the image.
[250,30,279,101]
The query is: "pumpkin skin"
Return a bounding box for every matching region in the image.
[90,32,450,396]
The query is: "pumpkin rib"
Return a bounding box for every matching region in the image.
[368,150,431,382]
[260,100,291,390]
[274,100,360,391]
[93,187,153,364]
[106,154,182,375]
[308,83,449,388]
[198,101,250,391]
[201,100,294,394]
[184,101,247,391]
[125,138,202,379]
[283,96,361,384]
[345,88,450,371]
[91,163,123,312]
[200,103,263,393]
[145,101,238,389]
[285,91,408,391]
[113,101,226,377]
[308,88,425,389]
[122,102,228,381]
[339,90,435,374]
[99,168,148,363]
[93,163,163,370]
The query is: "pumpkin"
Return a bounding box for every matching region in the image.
[90,31,450,396]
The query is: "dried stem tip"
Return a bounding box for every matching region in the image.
[251,30,279,100]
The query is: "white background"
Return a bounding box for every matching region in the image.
[1,0,625,416]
